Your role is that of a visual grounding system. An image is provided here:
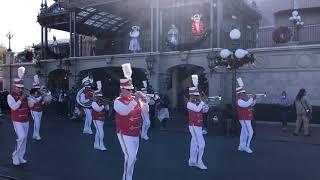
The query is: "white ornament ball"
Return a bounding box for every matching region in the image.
[229,29,241,40]
[220,49,231,58]
[235,49,246,59]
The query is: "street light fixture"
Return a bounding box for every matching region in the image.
[145,54,156,73]
[6,32,14,52]
[207,28,255,104]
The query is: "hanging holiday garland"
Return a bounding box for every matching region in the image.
[272,26,292,44]
[207,52,256,70]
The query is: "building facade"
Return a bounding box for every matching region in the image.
[2,0,320,108]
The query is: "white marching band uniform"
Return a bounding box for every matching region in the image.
[81,77,93,134]
[28,95,43,140]
[28,78,44,140]
[92,81,107,151]
[7,71,30,166]
[114,63,143,180]
[187,82,208,170]
[236,78,256,154]
[140,88,151,140]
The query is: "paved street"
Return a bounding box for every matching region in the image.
[0,114,320,180]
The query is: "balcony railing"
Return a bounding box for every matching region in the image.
[256,24,320,48]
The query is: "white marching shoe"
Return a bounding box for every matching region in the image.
[99,146,107,151]
[244,147,253,154]
[238,146,245,152]
[196,163,208,170]
[94,143,100,150]
[141,135,149,140]
[19,157,27,164]
[202,129,208,135]
[188,161,197,167]
[12,156,20,166]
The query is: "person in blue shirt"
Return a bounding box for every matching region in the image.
[279,91,291,131]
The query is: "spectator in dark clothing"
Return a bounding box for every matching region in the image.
[279,91,291,131]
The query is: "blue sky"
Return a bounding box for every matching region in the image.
[0,0,69,52]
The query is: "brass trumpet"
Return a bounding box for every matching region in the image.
[133,91,148,102]
[247,92,267,98]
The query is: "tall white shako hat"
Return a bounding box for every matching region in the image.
[82,76,91,87]
[14,66,26,88]
[236,77,246,94]
[141,80,148,93]
[120,63,134,90]
[189,74,200,95]
[33,75,40,89]
[94,81,103,96]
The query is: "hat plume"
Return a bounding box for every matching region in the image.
[96,81,102,91]
[18,67,26,79]
[237,77,244,87]
[34,75,39,84]
[121,63,132,79]
[142,81,147,88]
[191,75,198,87]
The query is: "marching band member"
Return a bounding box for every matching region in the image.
[236,78,256,154]
[7,67,29,165]
[187,75,208,170]
[140,81,151,140]
[28,75,44,141]
[81,76,93,134]
[114,63,143,180]
[92,81,107,151]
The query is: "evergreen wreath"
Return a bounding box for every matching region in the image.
[272,26,292,44]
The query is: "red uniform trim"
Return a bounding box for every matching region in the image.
[188,100,204,127]
[10,92,29,122]
[115,96,142,137]
[236,97,254,120]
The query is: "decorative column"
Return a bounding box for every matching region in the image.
[5,51,14,65]
[155,0,160,52]
[216,0,223,48]
[171,67,178,109]
[205,72,222,97]
[4,51,15,91]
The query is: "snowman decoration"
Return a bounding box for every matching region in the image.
[167,24,179,46]
[191,13,204,41]
[129,26,141,53]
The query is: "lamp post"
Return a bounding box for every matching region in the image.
[145,54,156,76]
[6,32,14,52]
[289,10,304,41]
[208,29,255,104]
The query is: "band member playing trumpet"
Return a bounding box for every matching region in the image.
[140,81,151,140]
[81,76,94,134]
[92,81,107,151]
[28,75,44,141]
[236,78,256,154]
[7,67,29,165]
[114,63,143,180]
[187,75,208,170]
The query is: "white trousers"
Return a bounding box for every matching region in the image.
[188,126,205,164]
[83,108,92,133]
[12,121,29,159]
[239,120,254,148]
[141,112,150,139]
[117,134,139,180]
[93,120,105,148]
[31,111,43,139]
